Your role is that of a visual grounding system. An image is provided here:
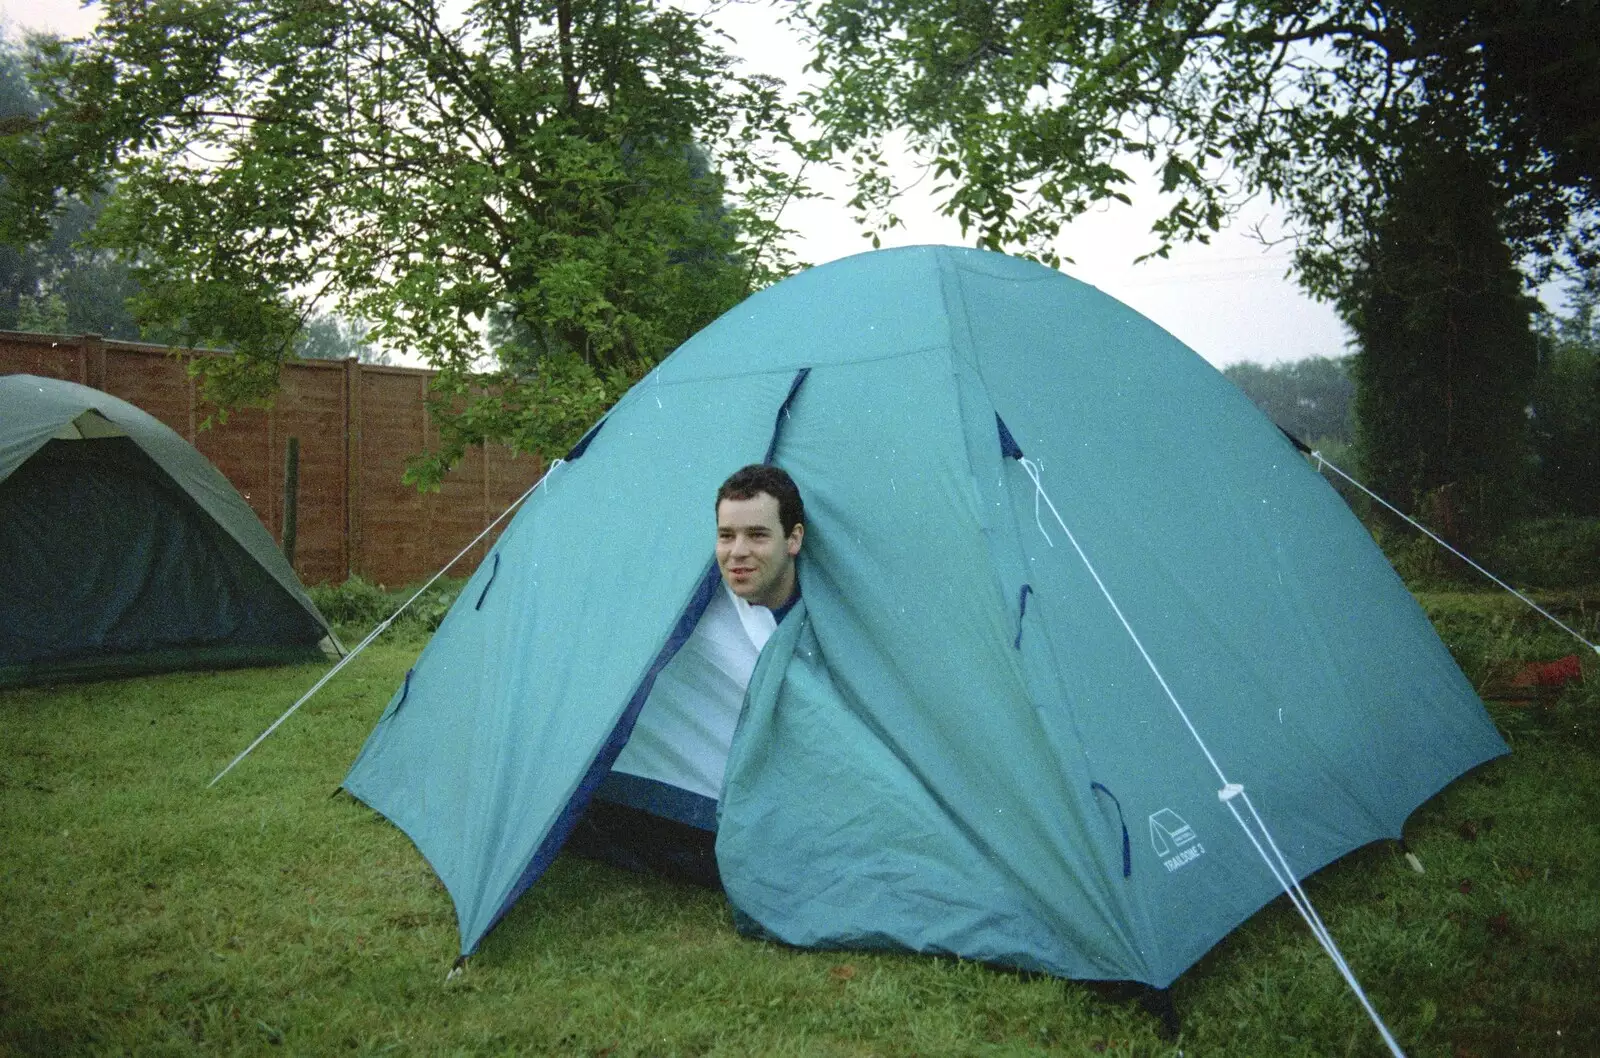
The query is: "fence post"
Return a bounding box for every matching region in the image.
[185,352,198,443]
[79,333,105,390]
[344,356,362,581]
[282,436,300,567]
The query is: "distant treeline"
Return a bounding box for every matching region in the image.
[1225,337,1599,519]
[1224,356,1355,448]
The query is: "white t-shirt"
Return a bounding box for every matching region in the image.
[610,582,777,800]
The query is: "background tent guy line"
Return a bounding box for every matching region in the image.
[339,247,1505,1036]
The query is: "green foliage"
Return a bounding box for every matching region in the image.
[1416,594,1571,687]
[305,575,464,641]
[405,349,636,489]
[302,575,397,631]
[14,289,66,331]
[1341,145,1537,548]
[798,0,1597,288]
[1416,591,1600,753]
[1366,515,1600,598]
[3,596,1598,1055]
[1530,272,1600,516]
[0,33,46,330]
[1,0,806,466]
[0,36,142,340]
[1482,519,1600,592]
[30,195,144,338]
[0,34,33,121]
[1224,355,1354,445]
[1530,343,1599,515]
[294,311,387,365]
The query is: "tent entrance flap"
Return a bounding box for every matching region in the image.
[477,562,726,942]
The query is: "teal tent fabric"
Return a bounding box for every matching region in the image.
[0,374,340,686]
[343,246,1506,986]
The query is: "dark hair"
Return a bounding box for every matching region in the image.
[717,464,805,536]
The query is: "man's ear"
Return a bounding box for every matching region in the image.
[786,523,804,557]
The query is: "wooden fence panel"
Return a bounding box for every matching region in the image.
[100,346,189,436]
[1,331,543,586]
[0,332,91,385]
[273,361,351,581]
[359,369,441,587]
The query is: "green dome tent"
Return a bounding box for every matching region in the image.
[0,374,341,687]
[343,246,1505,986]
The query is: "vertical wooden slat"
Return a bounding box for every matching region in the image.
[482,442,491,563]
[265,395,278,538]
[186,355,197,443]
[281,435,300,567]
[419,373,429,451]
[78,334,105,390]
[343,357,359,579]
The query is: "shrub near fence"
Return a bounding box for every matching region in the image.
[0,330,544,586]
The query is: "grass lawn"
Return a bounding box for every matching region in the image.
[2,596,1598,1057]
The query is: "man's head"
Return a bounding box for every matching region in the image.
[715,464,805,610]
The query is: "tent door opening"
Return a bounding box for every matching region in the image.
[567,571,781,884]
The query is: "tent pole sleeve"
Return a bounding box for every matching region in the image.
[763,368,811,464]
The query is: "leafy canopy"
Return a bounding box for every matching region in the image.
[0,35,141,338]
[1530,269,1600,517]
[1342,144,1538,544]
[798,0,1599,283]
[1224,355,1354,446]
[295,311,387,364]
[2,0,805,483]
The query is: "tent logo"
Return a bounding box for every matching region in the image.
[1149,809,1205,873]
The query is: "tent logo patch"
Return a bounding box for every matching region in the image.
[1149,809,1205,873]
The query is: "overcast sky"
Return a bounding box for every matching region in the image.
[2,0,1356,369]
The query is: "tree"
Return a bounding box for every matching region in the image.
[1530,271,1600,516]
[27,193,143,339]
[1340,144,1537,545]
[0,35,141,338]
[798,0,1598,286]
[798,0,1593,539]
[295,312,388,365]
[2,0,803,482]
[1224,355,1354,445]
[0,34,40,329]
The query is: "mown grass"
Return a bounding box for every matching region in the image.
[3,594,1598,1057]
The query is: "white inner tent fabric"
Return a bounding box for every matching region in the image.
[608,582,778,812]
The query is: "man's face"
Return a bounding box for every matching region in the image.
[716,492,803,610]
